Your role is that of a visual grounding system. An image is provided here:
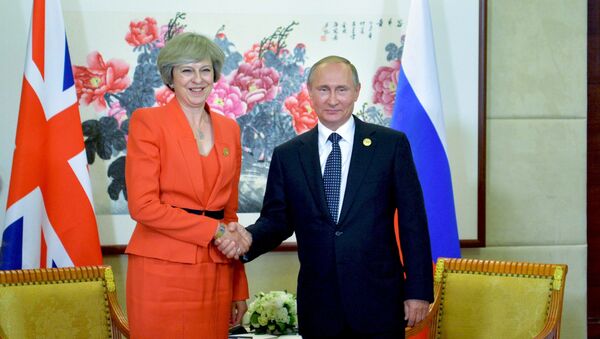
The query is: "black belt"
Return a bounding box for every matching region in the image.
[180,207,224,220]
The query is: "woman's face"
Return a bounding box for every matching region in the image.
[172,58,214,112]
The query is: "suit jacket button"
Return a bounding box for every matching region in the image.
[335,231,343,236]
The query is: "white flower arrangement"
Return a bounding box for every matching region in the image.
[247,290,298,334]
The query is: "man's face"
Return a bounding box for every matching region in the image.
[308,62,360,131]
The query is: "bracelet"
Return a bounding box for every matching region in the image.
[214,223,226,240]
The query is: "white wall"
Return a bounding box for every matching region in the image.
[0,1,31,212]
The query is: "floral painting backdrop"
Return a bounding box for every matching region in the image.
[62,0,479,242]
[71,13,407,213]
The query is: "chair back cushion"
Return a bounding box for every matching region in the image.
[0,279,111,338]
[438,271,552,338]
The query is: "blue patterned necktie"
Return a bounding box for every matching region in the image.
[323,132,342,224]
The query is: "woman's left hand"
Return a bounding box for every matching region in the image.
[231,300,248,326]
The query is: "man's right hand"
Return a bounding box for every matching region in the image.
[214,222,252,259]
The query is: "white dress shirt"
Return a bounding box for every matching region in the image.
[318,117,355,222]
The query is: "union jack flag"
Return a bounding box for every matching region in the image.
[0,0,102,269]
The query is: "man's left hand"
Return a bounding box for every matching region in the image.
[404,299,430,327]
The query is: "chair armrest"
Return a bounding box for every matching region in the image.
[108,291,130,338]
[533,289,563,339]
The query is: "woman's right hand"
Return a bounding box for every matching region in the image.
[215,222,252,259]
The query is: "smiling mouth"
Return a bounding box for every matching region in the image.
[189,87,206,93]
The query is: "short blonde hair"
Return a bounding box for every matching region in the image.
[157,32,225,86]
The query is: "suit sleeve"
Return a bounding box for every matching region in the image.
[244,148,295,261]
[126,109,219,247]
[223,123,242,224]
[394,133,434,302]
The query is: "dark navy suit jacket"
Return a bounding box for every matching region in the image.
[245,116,433,336]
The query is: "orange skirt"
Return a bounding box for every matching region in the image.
[126,248,234,339]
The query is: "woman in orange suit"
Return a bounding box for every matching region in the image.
[125,32,250,338]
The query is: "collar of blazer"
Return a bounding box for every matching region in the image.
[297,116,378,226]
[167,98,235,145]
[168,98,238,208]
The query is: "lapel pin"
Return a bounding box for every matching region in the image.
[363,138,372,147]
[223,147,230,156]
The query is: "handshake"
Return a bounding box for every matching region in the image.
[214,222,252,260]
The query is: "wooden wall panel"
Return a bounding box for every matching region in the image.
[588,0,600,336]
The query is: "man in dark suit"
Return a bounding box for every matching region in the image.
[219,55,433,338]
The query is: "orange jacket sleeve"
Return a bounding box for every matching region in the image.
[232,260,249,301]
[222,123,242,224]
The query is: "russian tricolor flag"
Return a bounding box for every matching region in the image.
[392,0,461,260]
[0,0,102,269]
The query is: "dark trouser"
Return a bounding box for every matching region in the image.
[301,332,400,339]
[301,322,401,339]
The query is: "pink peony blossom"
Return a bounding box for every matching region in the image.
[107,101,127,127]
[155,25,169,49]
[125,17,160,47]
[154,86,175,107]
[372,60,401,116]
[284,84,317,134]
[243,43,261,63]
[73,51,131,111]
[207,78,247,119]
[243,42,289,64]
[230,60,280,111]
[155,24,184,48]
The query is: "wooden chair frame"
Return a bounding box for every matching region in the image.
[406,258,567,339]
[0,265,129,338]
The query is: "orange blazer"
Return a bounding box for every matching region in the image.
[125,99,247,300]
